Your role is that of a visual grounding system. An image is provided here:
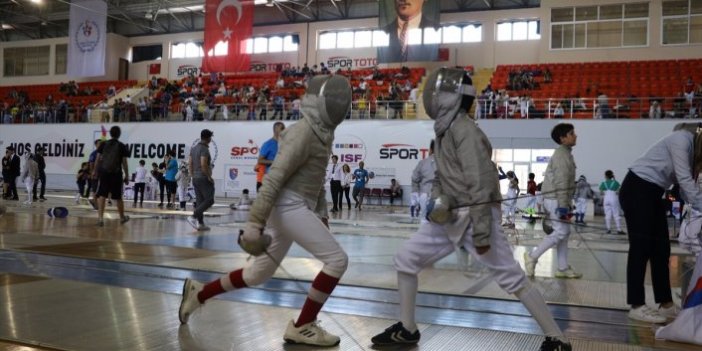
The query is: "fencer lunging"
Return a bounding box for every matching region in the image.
[178,75,352,347]
[371,68,572,351]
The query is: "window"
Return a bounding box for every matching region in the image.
[268,36,283,53]
[551,3,649,49]
[132,44,162,63]
[55,44,67,75]
[171,42,204,58]
[240,35,300,54]
[462,24,482,42]
[662,0,702,44]
[3,46,50,77]
[318,24,482,50]
[423,27,442,45]
[283,35,298,52]
[354,30,372,48]
[443,25,462,43]
[253,37,267,54]
[319,32,337,49]
[337,31,354,49]
[496,20,540,41]
[373,30,389,47]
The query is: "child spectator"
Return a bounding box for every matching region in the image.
[76,162,90,203]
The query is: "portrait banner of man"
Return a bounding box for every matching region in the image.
[378,0,440,63]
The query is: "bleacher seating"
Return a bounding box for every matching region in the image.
[0,80,136,106]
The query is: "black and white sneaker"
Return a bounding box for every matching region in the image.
[371,322,420,346]
[540,337,572,351]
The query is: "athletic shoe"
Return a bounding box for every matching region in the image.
[197,224,211,231]
[178,278,203,324]
[97,219,104,227]
[283,319,340,347]
[371,322,420,346]
[554,266,582,279]
[186,216,199,230]
[659,304,680,319]
[39,196,47,201]
[120,215,130,224]
[539,337,572,351]
[523,252,536,277]
[617,231,626,235]
[628,305,667,323]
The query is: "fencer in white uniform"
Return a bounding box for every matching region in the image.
[175,161,191,210]
[370,68,572,351]
[178,75,352,347]
[502,171,519,228]
[599,170,624,234]
[21,153,38,205]
[410,140,435,221]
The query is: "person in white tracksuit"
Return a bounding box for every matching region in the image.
[175,161,191,211]
[20,153,38,206]
[178,75,352,347]
[599,170,625,234]
[371,68,572,351]
[410,140,435,222]
[502,171,519,228]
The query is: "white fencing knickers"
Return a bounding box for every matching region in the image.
[503,188,518,224]
[242,190,348,286]
[24,178,34,203]
[530,198,571,271]
[575,197,588,215]
[603,190,623,231]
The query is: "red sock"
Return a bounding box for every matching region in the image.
[295,271,340,327]
[197,269,247,303]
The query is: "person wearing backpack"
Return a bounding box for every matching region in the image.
[92,126,130,227]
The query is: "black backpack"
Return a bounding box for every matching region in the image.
[100,139,123,173]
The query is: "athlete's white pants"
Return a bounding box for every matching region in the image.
[575,197,588,215]
[525,194,536,209]
[503,189,518,223]
[242,190,348,285]
[24,178,34,203]
[177,183,188,202]
[529,199,571,271]
[410,192,429,223]
[394,205,526,294]
[603,190,622,231]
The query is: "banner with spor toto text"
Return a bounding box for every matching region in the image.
[0,121,435,195]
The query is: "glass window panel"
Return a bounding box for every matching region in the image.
[551,8,574,22]
[494,149,513,162]
[497,22,512,41]
[690,15,702,43]
[693,0,702,14]
[528,20,541,39]
[443,25,461,43]
[55,44,67,75]
[663,17,689,44]
[268,36,283,52]
[171,43,185,58]
[337,31,354,48]
[283,35,298,52]
[185,42,202,57]
[372,30,389,47]
[244,38,253,54]
[625,2,649,18]
[563,24,575,48]
[463,24,482,42]
[407,28,423,45]
[531,149,554,162]
[576,6,598,21]
[574,23,587,47]
[319,32,336,49]
[600,4,623,19]
[663,0,689,16]
[623,20,648,46]
[213,41,228,56]
[514,149,531,162]
[423,27,442,44]
[599,21,623,47]
[512,21,528,40]
[551,24,564,49]
[354,30,372,48]
[253,37,268,53]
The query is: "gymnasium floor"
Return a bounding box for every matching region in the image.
[0,192,697,351]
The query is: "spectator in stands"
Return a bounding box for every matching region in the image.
[684,77,695,103]
[356,78,368,94]
[106,85,116,98]
[216,83,227,96]
[389,178,403,205]
[271,95,285,120]
[357,94,367,119]
[276,76,285,89]
[544,67,552,83]
[257,93,269,120]
[290,95,301,120]
[649,101,662,119]
[553,102,565,119]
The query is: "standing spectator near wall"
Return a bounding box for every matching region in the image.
[32,146,47,201]
[2,148,10,199]
[93,126,130,226]
[133,160,147,207]
[152,162,166,207]
[187,129,215,231]
[256,122,286,190]
[352,161,370,210]
[327,155,343,212]
[389,179,403,205]
[5,146,20,200]
[164,151,179,209]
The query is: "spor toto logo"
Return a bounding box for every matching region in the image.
[379,143,430,160]
[333,135,366,164]
[230,139,259,160]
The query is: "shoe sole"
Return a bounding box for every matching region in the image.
[179,279,192,324]
[371,340,419,346]
[284,338,340,347]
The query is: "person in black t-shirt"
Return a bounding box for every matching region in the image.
[92,126,130,226]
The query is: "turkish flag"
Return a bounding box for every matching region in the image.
[203,0,253,73]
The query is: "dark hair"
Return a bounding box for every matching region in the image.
[139,160,145,165]
[331,155,338,161]
[605,170,614,179]
[429,139,435,152]
[109,126,121,139]
[242,189,249,194]
[151,162,158,167]
[551,123,574,144]
[94,139,102,146]
[273,121,285,130]
[529,173,535,179]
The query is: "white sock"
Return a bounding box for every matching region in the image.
[398,271,418,333]
[515,282,568,343]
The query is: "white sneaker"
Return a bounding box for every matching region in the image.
[628,305,667,323]
[186,216,199,230]
[283,319,340,347]
[178,278,204,324]
[554,266,583,279]
[523,252,536,277]
[659,305,680,319]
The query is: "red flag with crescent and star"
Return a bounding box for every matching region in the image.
[203,0,253,73]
